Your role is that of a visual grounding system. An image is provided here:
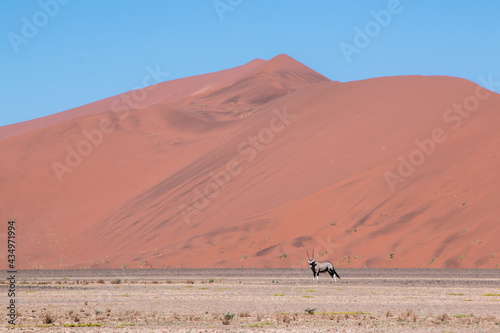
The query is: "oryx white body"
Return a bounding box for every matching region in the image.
[307,250,340,283]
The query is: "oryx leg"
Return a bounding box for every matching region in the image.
[331,269,337,282]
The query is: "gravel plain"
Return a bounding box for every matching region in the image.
[2,268,499,332]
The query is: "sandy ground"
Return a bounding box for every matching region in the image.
[2,268,499,332]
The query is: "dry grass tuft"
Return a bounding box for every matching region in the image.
[43,312,56,324]
[66,309,80,323]
[432,312,450,324]
[276,312,296,323]
[398,308,417,322]
[238,311,251,318]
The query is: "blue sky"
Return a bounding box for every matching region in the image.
[1,1,499,127]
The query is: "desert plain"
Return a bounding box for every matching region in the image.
[2,268,499,332]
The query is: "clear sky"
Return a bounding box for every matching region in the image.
[1,1,499,127]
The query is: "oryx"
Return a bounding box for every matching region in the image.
[307,250,340,283]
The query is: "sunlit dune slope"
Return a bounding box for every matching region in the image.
[0,55,498,269]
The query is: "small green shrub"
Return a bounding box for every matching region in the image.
[222,312,235,325]
[304,308,316,315]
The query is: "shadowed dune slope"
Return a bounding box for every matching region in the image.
[1,55,499,269]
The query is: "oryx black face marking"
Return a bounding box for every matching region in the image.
[307,250,340,283]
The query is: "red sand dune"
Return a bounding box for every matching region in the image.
[1,54,499,270]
